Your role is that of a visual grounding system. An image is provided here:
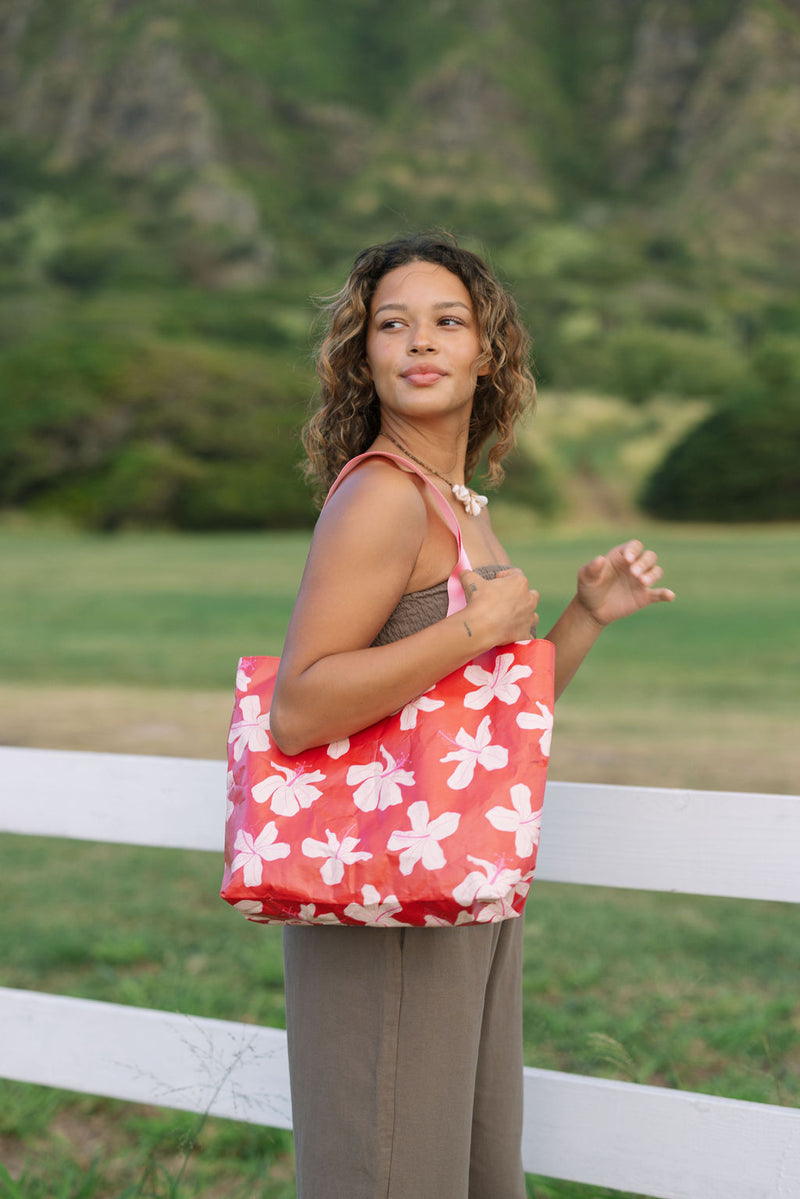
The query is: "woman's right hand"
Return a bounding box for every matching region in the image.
[460,568,540,648]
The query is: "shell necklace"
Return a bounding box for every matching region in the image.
[381,430,488,516]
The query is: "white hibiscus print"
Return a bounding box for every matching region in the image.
[472,897,517,923]
[387,800,460,876]
[463,652,532,709]
[232,900,277,924]
[486,783,543,857]
[452,855,522,908]
[298,904,341,924]
[231,823,290,887]
[516,702,554,757]
[236,665,253,692]
[424,911,475,927]
[344,885,404,926]
[301,829,372,886]
[472,871,535,922]
[228,695,271,760]
[225,770,235,823]
[347,746,415,811]
[327,737,350,759]
[399,690,445,730]
[440,715,508,790]
[252,763,325,816]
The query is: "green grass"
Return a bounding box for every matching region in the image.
[1,521,799,1196]
[1,838,798,1197]
[1,521,798,712]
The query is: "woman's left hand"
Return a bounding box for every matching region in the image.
[576,540,675,628]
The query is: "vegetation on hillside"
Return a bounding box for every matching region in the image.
[1,0,799,525]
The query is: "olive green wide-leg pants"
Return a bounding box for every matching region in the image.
[283,917,527,1199]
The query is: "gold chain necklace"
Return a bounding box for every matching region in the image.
[381,430,488,516]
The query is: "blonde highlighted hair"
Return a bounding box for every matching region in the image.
[302,233,535,499]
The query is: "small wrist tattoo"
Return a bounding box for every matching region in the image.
[463,621,473,638]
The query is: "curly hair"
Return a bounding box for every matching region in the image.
[302,233,535,499]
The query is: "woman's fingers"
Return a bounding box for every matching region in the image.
[461,568,540,643]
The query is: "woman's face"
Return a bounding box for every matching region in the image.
[365,261,487,425]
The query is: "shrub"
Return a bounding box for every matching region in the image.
[0,330,317,528]
[480,445,561,519]
[641,388,800,521]
[47,239,121,290]
[602,326,745,404]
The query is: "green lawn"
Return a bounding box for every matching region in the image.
[1,521,799,1197]
[2,520,798,707]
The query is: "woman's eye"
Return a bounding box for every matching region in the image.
[439,316,465,327]
[380,318,404,330]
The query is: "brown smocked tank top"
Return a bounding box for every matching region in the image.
[372,565,505,646]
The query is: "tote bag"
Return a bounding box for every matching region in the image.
[221,452,554,928]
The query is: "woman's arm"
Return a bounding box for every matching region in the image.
[546,540,675,700]
[269,460,539,754]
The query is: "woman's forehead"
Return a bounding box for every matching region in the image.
[370,261,473,311]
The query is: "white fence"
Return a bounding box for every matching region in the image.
[1,745,799,1198]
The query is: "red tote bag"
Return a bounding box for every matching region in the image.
[221,453,555,927]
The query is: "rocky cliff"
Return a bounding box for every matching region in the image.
[1,0,798,282]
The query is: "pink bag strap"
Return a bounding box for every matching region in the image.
[324,450,472,615]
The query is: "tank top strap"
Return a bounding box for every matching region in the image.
[324,450,472,616]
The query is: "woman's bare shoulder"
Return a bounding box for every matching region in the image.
[280,457,429,668]
[318,455,428,545]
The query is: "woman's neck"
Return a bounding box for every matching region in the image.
[375,419,469,487]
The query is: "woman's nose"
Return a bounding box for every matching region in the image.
[409,327,437,353]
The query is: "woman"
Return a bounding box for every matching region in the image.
[270,234,674,1199]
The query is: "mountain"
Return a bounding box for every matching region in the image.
[3,0,799,276]
[1,0,798,526]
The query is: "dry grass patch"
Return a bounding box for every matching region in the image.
[3,681,796,795]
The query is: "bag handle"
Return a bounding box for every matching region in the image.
[325,450,472,615]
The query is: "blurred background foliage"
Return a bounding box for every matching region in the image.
[1,0,799,528]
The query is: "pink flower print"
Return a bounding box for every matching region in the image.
[347,746,415,812]
[399,690,445,730]
[516,702,553,757]
[231,824,290,888]
[228,695,271,760]
[251,762,325,816]
[486,783,543,857]
[387,800,460,876]
[301,829,372,886]
[463,652,532,709]
[440,715,508,790]
[327,737,350,759]
[452,855,522,908]
[344,885,404,926]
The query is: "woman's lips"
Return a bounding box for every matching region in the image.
[401,367,446,386]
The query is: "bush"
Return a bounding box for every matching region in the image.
[480,445,561,519]
[47,239,121,290]
[602,326,745,404]
[641,388,800,521]
[0,330,317,528]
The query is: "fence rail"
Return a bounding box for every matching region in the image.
[2,745,799,1198]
